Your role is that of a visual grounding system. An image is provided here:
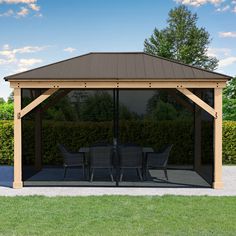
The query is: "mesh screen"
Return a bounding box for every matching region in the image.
[22,88,213,187]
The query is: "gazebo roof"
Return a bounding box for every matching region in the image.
[4,52,231,81]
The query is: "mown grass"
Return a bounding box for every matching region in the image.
[0,196,235,236]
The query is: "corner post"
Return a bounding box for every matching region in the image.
[213,88,223,189]
[13,88,23,189]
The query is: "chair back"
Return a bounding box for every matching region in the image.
[147,144,173,167]
[58,144,68,157]
[89,146,113,168]
[119,146,143,168]
[58,144,83,166]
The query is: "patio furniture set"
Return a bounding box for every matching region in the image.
[58,143,173,182]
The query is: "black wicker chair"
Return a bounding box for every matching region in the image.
[58,144,85,180]
[89,145,114,182]
[145,144,173,180]
[119,145,143,181]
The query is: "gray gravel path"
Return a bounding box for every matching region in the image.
[0,166,235,196]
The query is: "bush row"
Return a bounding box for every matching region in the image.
[0,120,235,165]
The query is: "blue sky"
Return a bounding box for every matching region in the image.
[0,0,236,100]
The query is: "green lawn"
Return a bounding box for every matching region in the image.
[0,196,235,236]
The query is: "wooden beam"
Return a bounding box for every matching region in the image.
[167,89,194,113]
[20,88,58,118]
[41,89,72,113]
[13,88,23,189]
[213,88,223,189]
[177,88,216,118]
[9,80,227,89]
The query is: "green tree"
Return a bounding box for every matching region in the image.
[44,96,78,121]
[0,97,5,104]
[79,91,138,122]
[147,99,178,121]
[7,91,14,103]
[0,102,14,120]
[223,78,236,120]
[144,6,218,71]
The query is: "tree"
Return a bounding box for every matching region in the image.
[0,102,14,120]
[223,78,236,120]
[144,6,218,71]
[0,97,5,104]
[7,91,14,103]
[148,99,178,121]
[78,91,138,122]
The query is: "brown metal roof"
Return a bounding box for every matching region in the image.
[4,52,231,81]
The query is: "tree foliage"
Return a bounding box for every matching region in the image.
[0,102,14,120]
[144,6,218,71]
[223,78,236,121]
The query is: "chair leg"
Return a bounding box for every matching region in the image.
[109,168,114,182]
[164,169,168,180]
[90,168,94,182]
[119,169,123,182]
[63,167,67,180]
[82,166,85,180]
[137,168,143,181]
[145,167,148,180]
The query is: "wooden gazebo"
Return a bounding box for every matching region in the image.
[4,52,231,189]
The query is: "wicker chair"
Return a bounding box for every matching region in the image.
[119,145,143,181]
[89,146,114,182]
[58,144,85,180]
[146,144,173,180]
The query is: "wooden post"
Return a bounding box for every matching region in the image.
[13,88,23,188]
[213,88,223,189]
[35,90,42,171]
[194,90,202,172]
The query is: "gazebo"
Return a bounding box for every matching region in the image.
[4,52,230,189]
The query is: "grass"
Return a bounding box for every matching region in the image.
[0,196,235,236]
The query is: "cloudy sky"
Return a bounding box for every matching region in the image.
[0,0,236,100]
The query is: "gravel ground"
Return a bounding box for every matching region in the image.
[0,166,235,196]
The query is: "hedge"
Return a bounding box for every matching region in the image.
[0,120,235,165]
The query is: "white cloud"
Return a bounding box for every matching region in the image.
[219,57,236,68]
[28,3,39,11]
[14,46,47,53]
[175,0,223,7]
[175,0,236,13]
[219,31,236,38]
[17,7,28,16]
[0,0,41,18]
[64,47,76,53]
[0,45,47,63]
[3,44,10,50]
[207,47,236,73]
[207,47,231,58]
[0,9,14,17]
[0,0,36,4]
[216,5,230,12]
[0,44,45,72]
[17,58,42,72]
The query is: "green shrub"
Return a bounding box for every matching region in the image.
[0,121,14,165]
[222,121,236,164]
[0,120,235,165]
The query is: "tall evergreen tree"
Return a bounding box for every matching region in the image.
[144,6,218,71]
